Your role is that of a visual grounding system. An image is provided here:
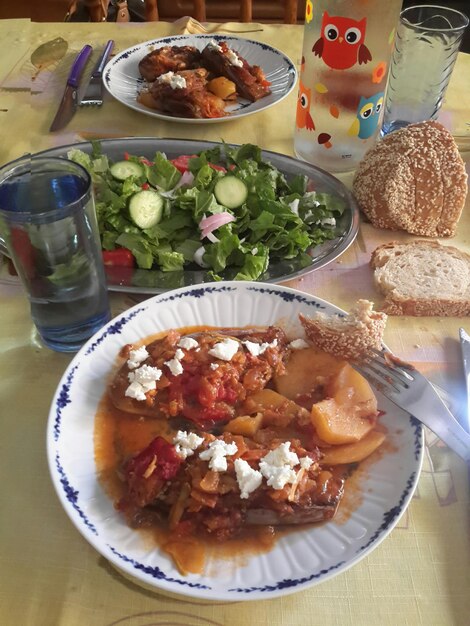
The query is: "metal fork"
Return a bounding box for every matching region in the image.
[79,40,114,107]
[181,16,264,34]
[353,349,470,462]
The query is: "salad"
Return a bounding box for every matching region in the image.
[68,142,345,281]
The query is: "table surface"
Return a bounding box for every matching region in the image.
[0,17,469,626]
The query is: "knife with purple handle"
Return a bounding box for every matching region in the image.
[49,45,93,132]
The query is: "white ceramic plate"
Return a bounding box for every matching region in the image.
[103,35,297,123]
[47,282,423,601]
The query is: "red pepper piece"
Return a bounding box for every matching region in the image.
[102,248,135,268]
[208,163,227,173]
[170,154,198,173]
[127,436,182,482]
[124,436,183,508]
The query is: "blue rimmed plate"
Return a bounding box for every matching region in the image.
[103,34,297,123]
[47,282,423,601]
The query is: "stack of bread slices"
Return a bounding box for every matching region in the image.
[351,120,469,317]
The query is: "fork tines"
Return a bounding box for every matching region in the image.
[80,78,103,106]
[353,349,414,394]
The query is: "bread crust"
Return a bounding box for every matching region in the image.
[370,240,470,316]
[353,121,467,237]
[299,300,387,361]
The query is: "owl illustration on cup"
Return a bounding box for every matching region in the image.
[348,92,384,139]
[296,80,315,131]
[312,11,372,70]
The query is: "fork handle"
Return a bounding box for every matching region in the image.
[420,398,470,462]
[91,40,114,78]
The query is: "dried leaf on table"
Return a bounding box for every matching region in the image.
[31,37,68,78]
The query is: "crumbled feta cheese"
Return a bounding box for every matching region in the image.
[289,338,310,350]
[125,381,148,401]
[125,364,162,401]
[207,39,222,51]
[299,456,314,470]
[251,247,258,255]
[243,338,278,357]
[208,338,240,361]
[261,465,297,490]
[173,430,204,460]
[259,442,300,490]
[321,217,336,227]
[164,347,186,376]
[164,356,184,376]
[234,458,263,499]
[127,346,149,370]
[226,48,243,67]
[262,442,299,468]
[157,71,186,89]
[199,440,238,472]
[128,364,162,385]
[177,336,199,351]
[210,363,219,370]
[288,198,300,216]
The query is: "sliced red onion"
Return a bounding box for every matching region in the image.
[199,211,235,237]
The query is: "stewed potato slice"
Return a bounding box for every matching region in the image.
[274,346,345,401]
[310,364,378,444]
[320,430,386,465]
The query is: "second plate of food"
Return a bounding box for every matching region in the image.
[103,34,297,122]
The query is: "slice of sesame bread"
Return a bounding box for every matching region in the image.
[370,240,470,316]
[299,300,387,361]
[352,121,467,237]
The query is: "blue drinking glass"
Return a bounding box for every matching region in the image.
[0,155,111,352]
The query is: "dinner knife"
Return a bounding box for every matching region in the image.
[49,45,93,132]
[459,327,470,434]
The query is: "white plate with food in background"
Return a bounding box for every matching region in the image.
[47,282,423,602]
[103,35,297,123]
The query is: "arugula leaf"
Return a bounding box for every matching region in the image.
[147,152,181,190]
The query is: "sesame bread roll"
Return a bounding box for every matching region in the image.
[353,121,467,237]
[299,300,387,361]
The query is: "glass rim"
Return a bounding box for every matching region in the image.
[0,154,92,222]
[401,4,469,32]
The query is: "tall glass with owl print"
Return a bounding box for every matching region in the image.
[294,0,402,173]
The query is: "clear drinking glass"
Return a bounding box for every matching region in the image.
[294,0,402,173]
[0,155,111,352]
[381,5,469,135]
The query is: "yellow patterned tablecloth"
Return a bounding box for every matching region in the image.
[0,18,469,626]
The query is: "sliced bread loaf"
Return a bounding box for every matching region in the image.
[299,300,387,361]
[353,121,468,237]
[371,240,470,316]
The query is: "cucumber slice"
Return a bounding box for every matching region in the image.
[214,176,248,209]
[129,190,164,229]
[110,160,145,181]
